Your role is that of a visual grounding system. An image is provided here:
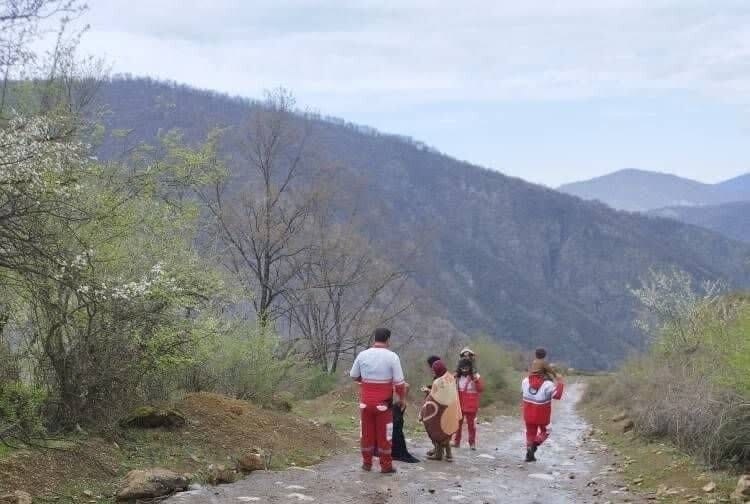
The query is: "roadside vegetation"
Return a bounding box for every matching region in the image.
[0,5,524,500]
[582,268,749,501]
[0,2,400,500]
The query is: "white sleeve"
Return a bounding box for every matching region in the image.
[350,353,362,379]
[392,354,405,385]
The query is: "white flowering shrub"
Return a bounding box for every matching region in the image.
[7,157,222,427]
[0,116,85,193]
[0,115,88,275]
[629,267,730,352]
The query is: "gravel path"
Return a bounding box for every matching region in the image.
[168,383,643,504]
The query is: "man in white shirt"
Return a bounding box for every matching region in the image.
[350,328,406,474]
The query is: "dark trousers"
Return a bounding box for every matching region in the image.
[391,404,416,460]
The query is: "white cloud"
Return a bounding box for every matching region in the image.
[69,1,750,186]
[78,1,750,106]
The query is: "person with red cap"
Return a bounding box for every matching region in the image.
[350,327,406,474]
[521,372,564,462]
[420,358,461,462]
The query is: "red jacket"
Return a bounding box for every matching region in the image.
[457,374,484,413]
[522,375,564,426]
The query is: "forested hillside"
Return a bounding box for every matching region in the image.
[90,78,750,368]
[650,201,750,244]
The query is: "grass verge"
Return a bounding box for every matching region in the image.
[580,399,739,503]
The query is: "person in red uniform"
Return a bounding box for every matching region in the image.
[521,373,564,462]
[350,328,406,474]
[453,357,484,450]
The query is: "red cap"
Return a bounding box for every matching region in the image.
[432,359,447,377]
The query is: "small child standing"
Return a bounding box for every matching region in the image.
[522,373,564,462]
[453,358,484,450]
[529,347,557,382]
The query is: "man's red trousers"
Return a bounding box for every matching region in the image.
[360,403,393,471]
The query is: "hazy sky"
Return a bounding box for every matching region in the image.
[78,0,750,187]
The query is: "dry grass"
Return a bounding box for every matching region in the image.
[581,398,738,503]
[584,360,750,469]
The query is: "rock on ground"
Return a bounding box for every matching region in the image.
[0,491,32,504]
[731,475,750,503]
[237,450,265,473]
[207,465,236,485]
[116,469,189,501]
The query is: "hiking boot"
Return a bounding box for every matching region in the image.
[381,467,397,474]
[427,444,444,461]
[531,443,538,454]
[525,447,537,462]
[469,444,476,451]
[362,463,372,472]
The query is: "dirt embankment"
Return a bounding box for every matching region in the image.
[0,393,341,500]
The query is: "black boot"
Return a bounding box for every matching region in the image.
[525,446,537,462]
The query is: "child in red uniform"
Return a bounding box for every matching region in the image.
[452,358,484,450]
[521,373,564,462]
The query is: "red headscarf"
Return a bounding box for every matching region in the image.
[431,359,447,378]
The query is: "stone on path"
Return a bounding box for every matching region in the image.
[287,493,315,501]
[237,449,265,473]
[116,469,189,500]
[528,473,555,481]
[207,464,236,485]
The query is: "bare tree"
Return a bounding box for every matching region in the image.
[190,89,317,329]
[0,0,88,118]
[283,187,413,373]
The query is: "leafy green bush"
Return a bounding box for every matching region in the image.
[0,382,46,441]
[187,320,296,407]
[295,367,338,400]
[469,338,517,407]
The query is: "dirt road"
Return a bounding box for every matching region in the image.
[168,383,641,503]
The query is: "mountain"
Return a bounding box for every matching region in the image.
[717,173,750,201]
[559,168,750,212]
[650,201,750,244]
[90,78,750,369]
